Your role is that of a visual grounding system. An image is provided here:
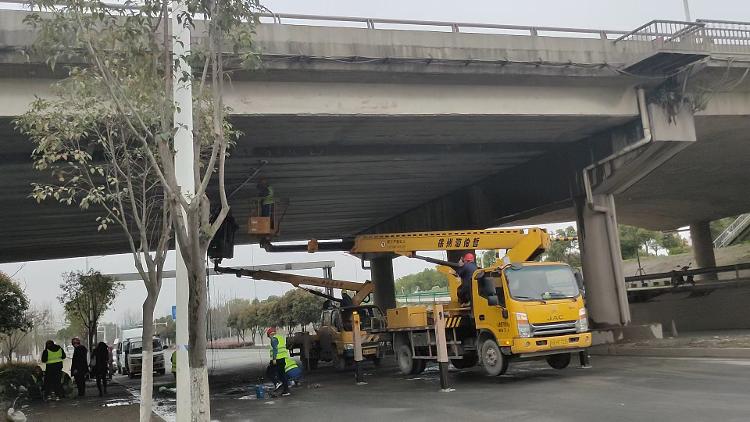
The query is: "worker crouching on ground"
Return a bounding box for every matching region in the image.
[266,357,303,390]
[456,253,478,305]
[266,327,290,396]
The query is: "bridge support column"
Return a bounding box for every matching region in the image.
[576,194,630,327]
[371,256,396,310]
[690,221,717,280]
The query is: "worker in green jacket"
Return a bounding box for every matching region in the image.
[257,178,275,227]
[41,340,65,400]
[266,327,290,396]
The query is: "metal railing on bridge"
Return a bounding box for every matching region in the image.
[257,12,629,39]
[714,214,750,248]
[614,19,750,55]
[396,289,451,305]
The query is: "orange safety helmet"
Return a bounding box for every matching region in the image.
[463,253,475,263]
[265,327,277,336]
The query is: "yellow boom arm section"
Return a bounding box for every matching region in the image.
[215,266,374,306]
[351,228,550,262]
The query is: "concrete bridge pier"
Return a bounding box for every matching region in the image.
[690,221,718,280]
[576,194,631,328]
[371,256,396,310]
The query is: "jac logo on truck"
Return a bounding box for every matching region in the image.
[437,237,481,249]
[547,314,564,322]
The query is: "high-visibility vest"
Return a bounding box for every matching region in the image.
[269,334,289,360]
[284,358,299,373]
[262,186,275,205]
[46,348,63,364]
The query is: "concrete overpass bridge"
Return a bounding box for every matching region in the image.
[1,10,749,328]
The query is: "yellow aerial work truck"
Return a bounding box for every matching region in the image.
[349,228,591,376]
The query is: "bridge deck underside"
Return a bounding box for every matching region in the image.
[1,114,627,262]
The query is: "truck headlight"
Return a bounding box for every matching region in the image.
[576,307,589,333]
[344,344,354,350]
[515,312,531,338]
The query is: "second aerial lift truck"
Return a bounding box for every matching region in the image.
[213,264,388,370]
[347,228,592,376]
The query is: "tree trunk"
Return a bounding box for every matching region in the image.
[187,260,210,422]
[139,294,157,422]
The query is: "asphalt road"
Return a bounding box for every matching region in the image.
[112,349,750,422]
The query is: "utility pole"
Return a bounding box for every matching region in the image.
[172,0,194,418]
[682,0,692,21]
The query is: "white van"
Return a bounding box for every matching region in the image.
[115,327,167,378]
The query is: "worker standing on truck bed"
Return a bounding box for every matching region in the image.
[456,253,478,304]
[266,327,290,397]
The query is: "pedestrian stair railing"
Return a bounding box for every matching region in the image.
[714,213,750,248]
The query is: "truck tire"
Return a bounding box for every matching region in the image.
[450,353,478,369]
[396,344,426,375]
[333,351,352,371]
[302,357,319,371]
[480,339,508,376]
[546,353,572,370]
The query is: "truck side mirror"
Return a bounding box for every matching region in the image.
[501,308,509,319]
[574,271,586,297]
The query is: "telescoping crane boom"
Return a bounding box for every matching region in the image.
[348,228,551,263]
[213,264,374,306]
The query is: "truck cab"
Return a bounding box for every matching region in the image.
[463,261,591,375]
[389,260,591,376]
[287,303,387,370]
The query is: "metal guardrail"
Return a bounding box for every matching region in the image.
[698,19,750,53]
[614,19,750,55]
[0,1,629,38]
[714,214,750,248]
[625,262,750,284]
[396,290,450,304]
[258,13,629,39]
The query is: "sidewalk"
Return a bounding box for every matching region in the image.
[590,329,750,359]
[21,378,164,422]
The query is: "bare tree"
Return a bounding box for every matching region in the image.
[22,0,264,419]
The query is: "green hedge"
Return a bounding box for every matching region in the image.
[0,363,43,400]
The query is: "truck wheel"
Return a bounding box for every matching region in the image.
[396,344,426,375]
[333,352,350,371]
[450,354,478,369]
[546,353,572,370]
[302,357,319,370]
[481,339,508,376]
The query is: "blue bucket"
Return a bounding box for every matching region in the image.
[255,384,265,399]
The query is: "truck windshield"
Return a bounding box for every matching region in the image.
[128,338,162,355]
[505,265,580,301]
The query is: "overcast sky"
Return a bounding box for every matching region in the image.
[2,0,743,328]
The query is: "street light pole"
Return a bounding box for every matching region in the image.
[682,0,692,21]
[172,0,194,419]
